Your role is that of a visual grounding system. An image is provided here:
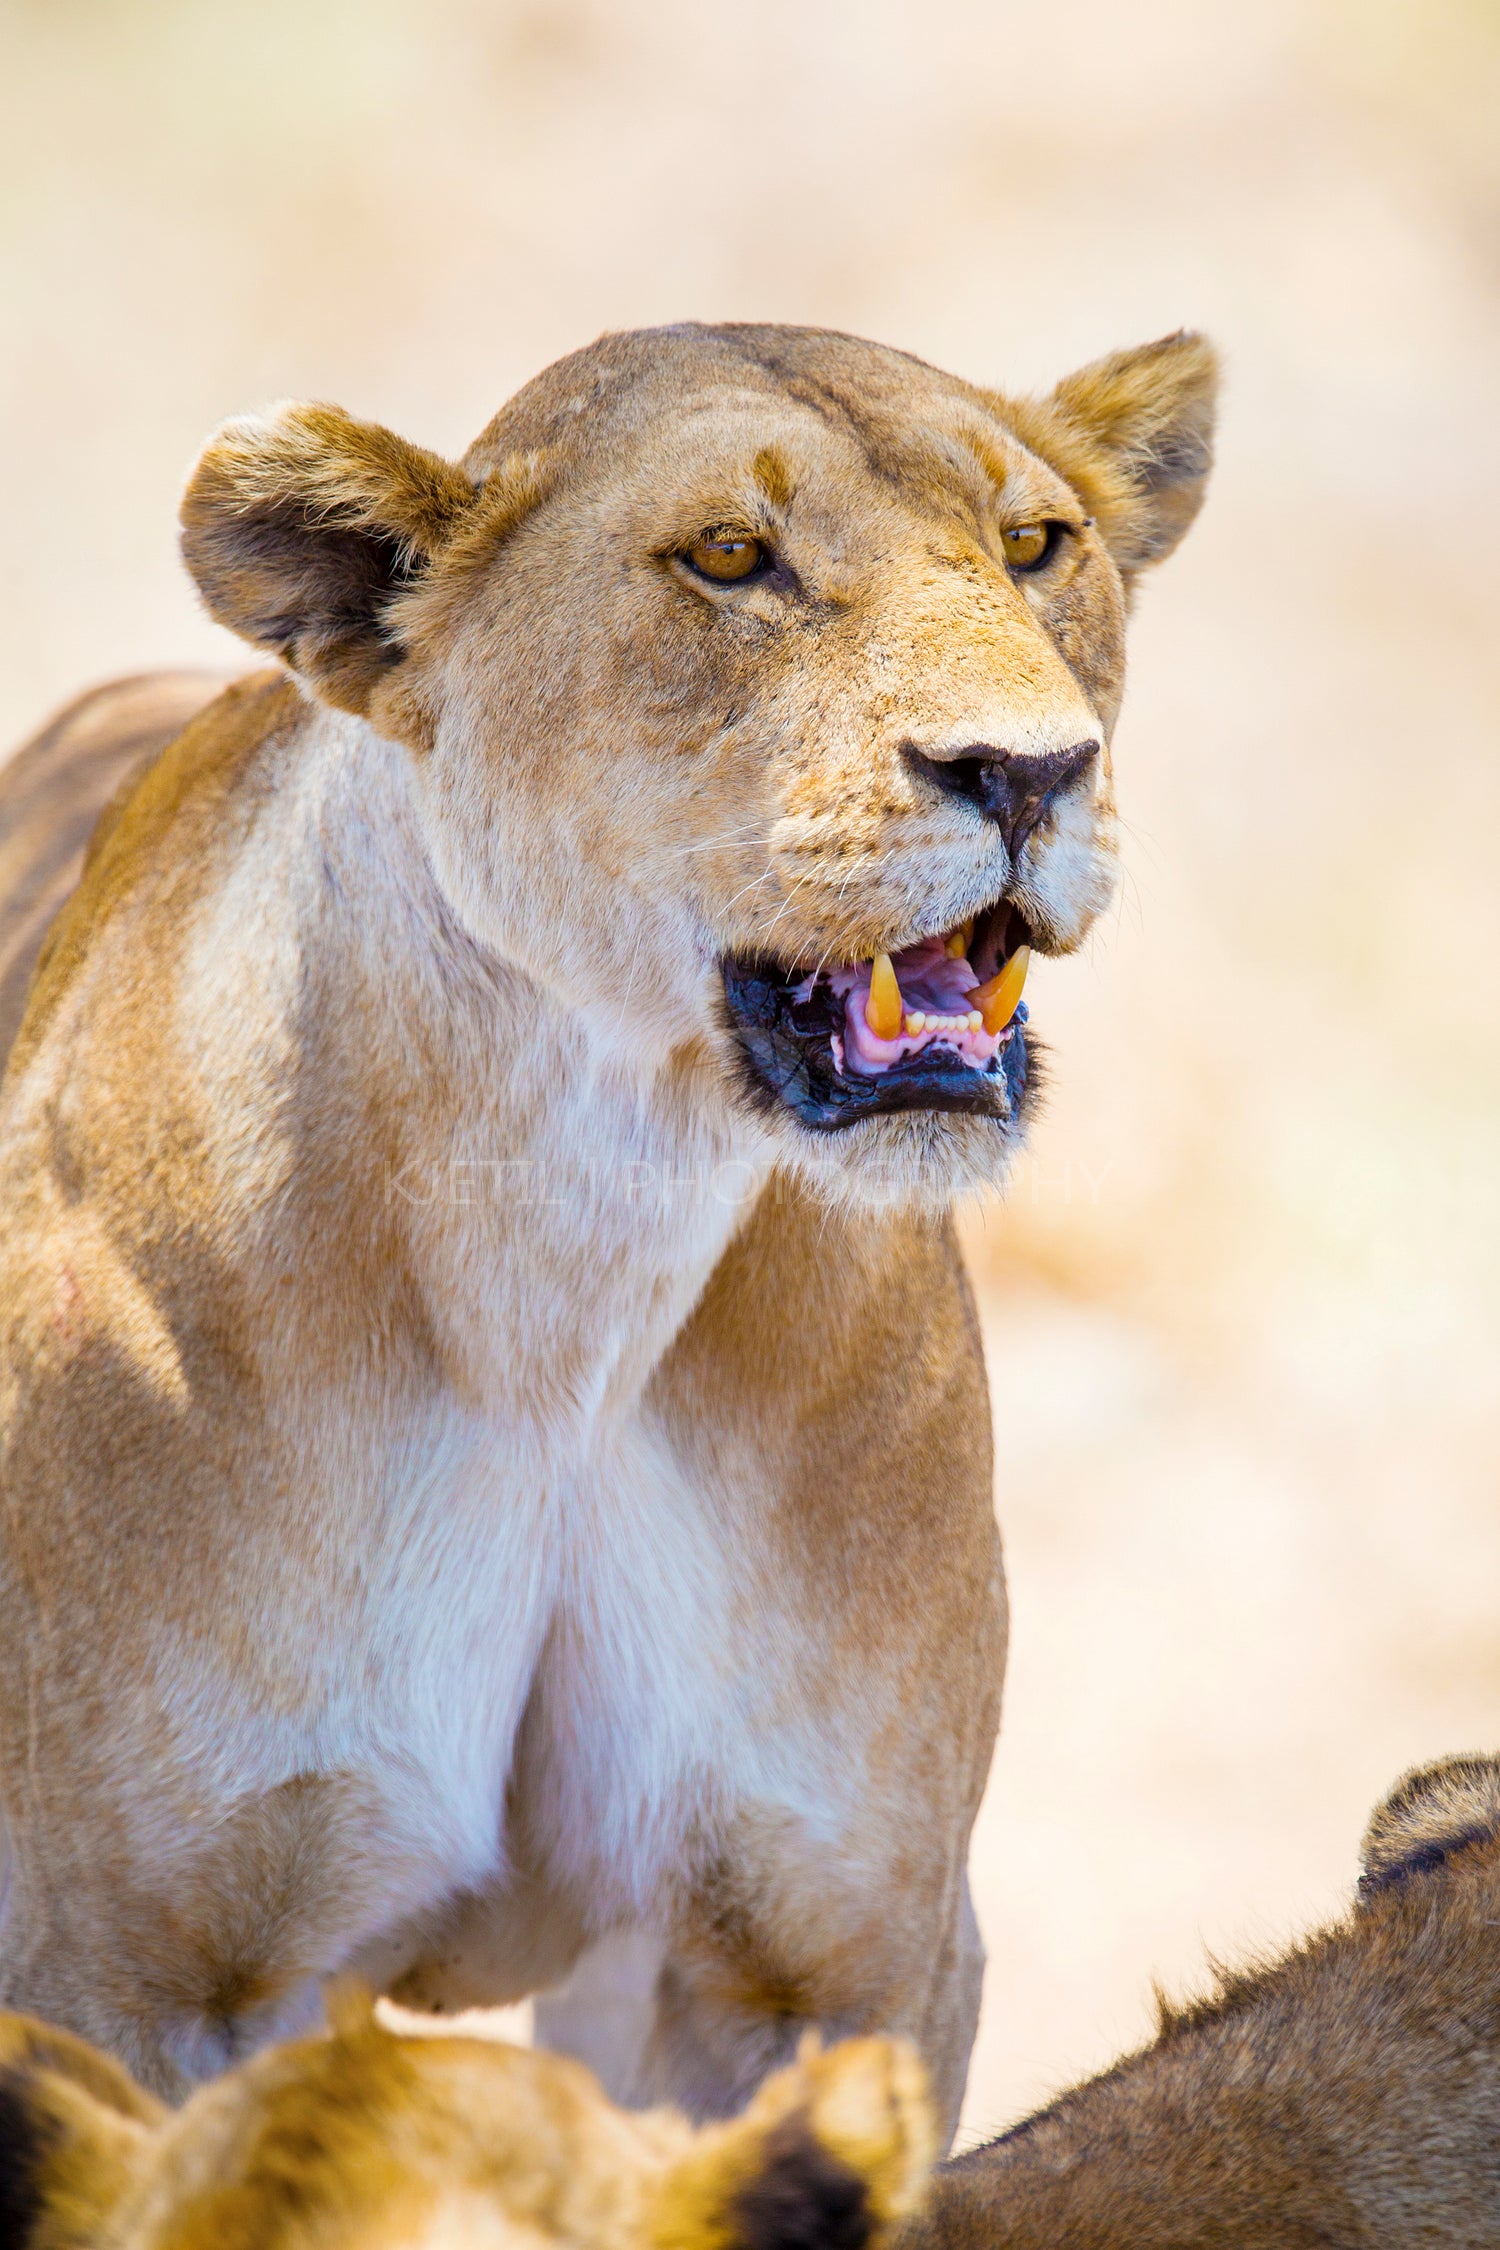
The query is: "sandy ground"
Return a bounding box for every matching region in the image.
[2,0,1498,2143]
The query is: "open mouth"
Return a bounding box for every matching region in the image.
[721,899,1035,1132]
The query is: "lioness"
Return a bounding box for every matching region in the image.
[0,1994,933,2250]
[0,323,1216,2120]
[911,1754,1500,2249]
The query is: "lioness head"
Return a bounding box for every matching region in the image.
[0,1997,932,2249]
[181,323,1215,1211]
[909,1756,1500,2250]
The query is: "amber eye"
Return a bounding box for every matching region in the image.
[684,532,766,583]
[1002,523,1056,572]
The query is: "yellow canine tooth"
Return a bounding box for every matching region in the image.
[945,930,967,959]
[973,945,1030,1035]
[865,951,904,1041]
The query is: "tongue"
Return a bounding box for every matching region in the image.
[831,936,1006,1077]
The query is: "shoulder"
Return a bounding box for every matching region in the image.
[5,670,303,1080]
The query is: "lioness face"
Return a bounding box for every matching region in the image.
[183,324,1215,1210]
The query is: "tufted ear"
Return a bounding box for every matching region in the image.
[1001,330,1218,582]
[0,2010,164,2248]
[179,403,488,721]
[1358,1753,1500,1901]
[650,2037,935,2250]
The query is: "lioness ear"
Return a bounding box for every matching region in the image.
[0,2011,164,2247]
[650,2038,935,2250]
[1358,1753,1500,1901]
[179,402,483,718]
[1001,330,1218,580]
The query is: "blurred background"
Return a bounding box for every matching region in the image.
[3,0,1498,2144]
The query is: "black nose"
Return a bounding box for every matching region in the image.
[904,740,1100,860]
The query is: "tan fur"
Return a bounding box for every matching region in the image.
[0,2000,933,2250]
[0,673,228,1067]
[910,1756,1500,2249]
[0,323,1215,2119]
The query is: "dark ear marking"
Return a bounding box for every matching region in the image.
[1358,1753,1500,1901]
[731,2115,873,2250]
[210,508,421,671]
[0,2067,51,2249]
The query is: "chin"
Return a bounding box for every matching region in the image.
[772,1083,1039,1218]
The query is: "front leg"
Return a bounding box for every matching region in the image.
[541,1182,1005,2146]
[538,1882,984,2142]
[645,1825,987,2141]
[533,1761,989,2141]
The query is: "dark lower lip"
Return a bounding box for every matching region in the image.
[720,955,1032,1133]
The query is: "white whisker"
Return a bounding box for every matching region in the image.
[752,867,821,957]
[655,819,774,860]
[718,865,778,920]
[806,847,901,976]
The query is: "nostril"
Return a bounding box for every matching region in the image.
[920,751,993,809]
[901,745,997,815]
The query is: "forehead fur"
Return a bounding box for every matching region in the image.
[461,323,1003,487]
